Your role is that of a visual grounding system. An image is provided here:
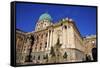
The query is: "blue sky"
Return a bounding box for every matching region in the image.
[16,2,97,37]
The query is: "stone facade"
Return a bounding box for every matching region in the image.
[83,35,96,61]
[16,13,97,65]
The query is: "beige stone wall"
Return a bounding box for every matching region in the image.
[83,35,96,60]
[16,30,26,64]
[16,18,96,64]
[48,20,85,62]
[69,22,84,51]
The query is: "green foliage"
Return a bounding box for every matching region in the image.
[43,54,48,59]
[63,52,67,59]
[50,46,55,57]
[55,38,62,48]
[45,54,48,59]
[50,37,62,63]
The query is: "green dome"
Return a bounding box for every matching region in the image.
[39,13,52,21]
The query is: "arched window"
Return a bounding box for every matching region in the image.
[61,23,63,26]
[40,43,42,45]
[64,25,67,29]
[45,42,47,48]
[40,46,42,50]
[38,55,40,60]
[41,34,43,38]
[46,33,48,37]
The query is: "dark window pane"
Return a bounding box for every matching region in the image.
[64,25,67,29]
[38,55,40,60]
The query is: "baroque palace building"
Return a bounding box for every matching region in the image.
[16,13,97,65]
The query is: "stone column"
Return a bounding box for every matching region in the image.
[47,30,50,51]
[50,29,53,49]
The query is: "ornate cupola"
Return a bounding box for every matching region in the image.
[35,13,52,31]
